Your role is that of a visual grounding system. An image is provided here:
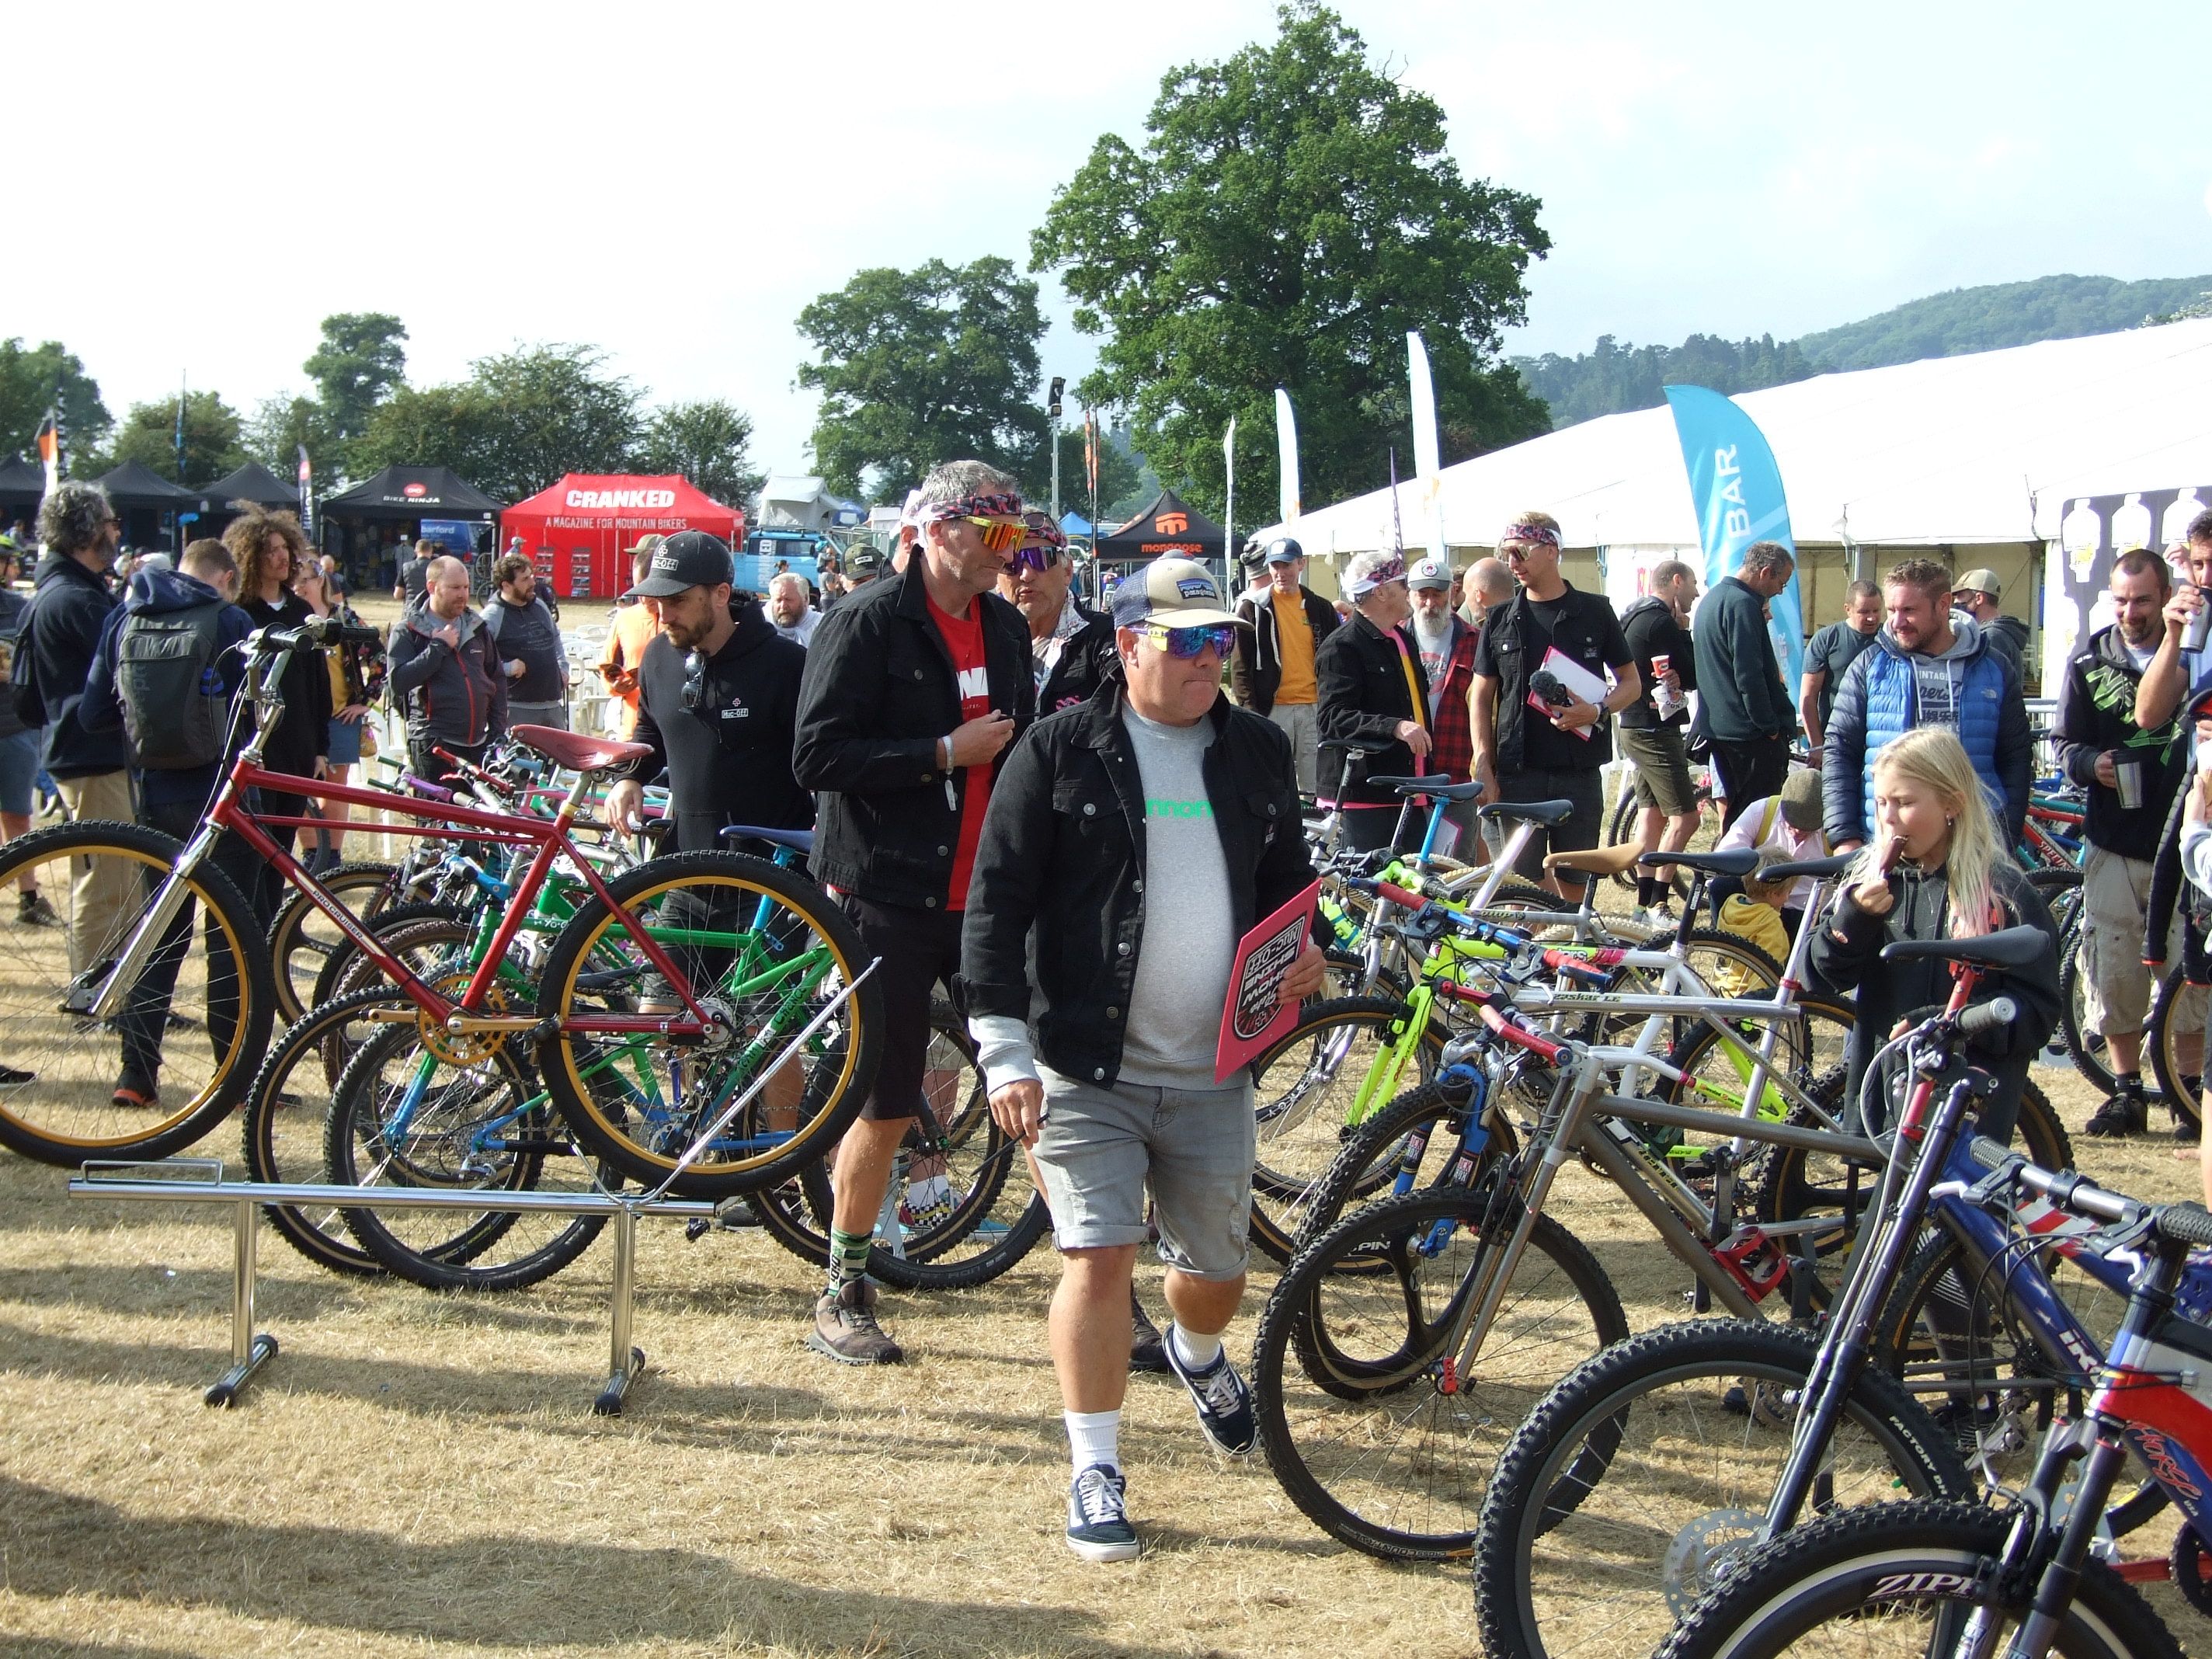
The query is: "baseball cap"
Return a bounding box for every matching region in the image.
[1407,556,1453,591]
[1264,536,1304,565]
[625,532,668,563]
[1954,567,2002,599]
[1109,556,1247,630]
[846,544,883,577]
[626,530,733,597]
[1778,767,1824,833]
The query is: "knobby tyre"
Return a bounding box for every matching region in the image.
[304,899,471,1012]
[1250,1184,1628,1560]
[1471,1317,1971,1659]
[265,860,401,1024]
[0,819,273,1165]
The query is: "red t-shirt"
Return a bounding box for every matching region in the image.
[927,592,995,909]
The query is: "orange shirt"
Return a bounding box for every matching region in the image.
[1272,588,1317,705]
[598,601,660,734]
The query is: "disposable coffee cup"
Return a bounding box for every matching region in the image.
[1651,653,1671,680]
[2115,757,2145,811]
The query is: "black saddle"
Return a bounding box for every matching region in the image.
[1758,851,1855,882]
[1371,776,1485,802]
[720,823,816,854]
[1644,847,1761,878]
[1880,924,2048,972]
[1477,798,1575,827]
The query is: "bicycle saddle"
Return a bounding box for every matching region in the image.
[1477,798,1574,826]
[1370,776,1485,802]
[1880,924,2048,971]
[1758,851,1855,882]
[1643,847,1761,878]
[510,724,653,775]
[721,823,816,854]
[1544,841,1643,878]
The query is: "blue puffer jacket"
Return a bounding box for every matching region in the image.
[1819,614,2031,847]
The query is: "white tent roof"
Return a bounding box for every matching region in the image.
[1257,318,2212,555]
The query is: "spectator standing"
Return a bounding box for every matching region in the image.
[963,556,1323,1561]
[1821,557,2032,850]
[2054,549,2191,1139]
[1691,541,1796,829]
[1617,559,1702,925]
[841,545,883,594]
[792,461,1035,1364]
[292,556,384,872]
[596,537,666,736]
[1000,511,1114,717]
[1469,512,1640,889]
[228,510,332,881]
[1229,537,1338,796]
[1316,550,1431,854]
[1458,557,1513,630]
[1406,555,1483,858]
[387,556,506,784]
[16,484,133,975]
[1800,580,1882,765]
[1954,567,2029,676]
[393,537,438,608]
[486,552,569,731]
[764,571,821,647]
[2133,513,2212,732]
[0,549,53,923]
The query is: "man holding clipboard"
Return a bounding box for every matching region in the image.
[962,555,1325,1563]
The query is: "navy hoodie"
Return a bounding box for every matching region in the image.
[82,567,256,811]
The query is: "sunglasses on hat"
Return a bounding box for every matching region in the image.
[1143,623,1236,659]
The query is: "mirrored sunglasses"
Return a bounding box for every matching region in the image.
[1143,623,1236,659]
[1010,541,1064,573]
[954,515,1028,553]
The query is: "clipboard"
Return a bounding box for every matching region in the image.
[1214,878,1322,1082]
[1526,646,1609,741]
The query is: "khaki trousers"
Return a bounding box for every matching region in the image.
[54,769,137,976]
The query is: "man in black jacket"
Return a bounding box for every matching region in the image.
[1315,548,1431,852]
[1616,559,1700,924]
[792,460,1036,1364]
[999,510,1114,717]
[2056,549,2193,1139]
[965,555,1323,1561]
[1692,540,1796,828]
[1229,537,1338,796]
[15,482,132,976]
[386,558,507,783]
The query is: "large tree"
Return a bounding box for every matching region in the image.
[796,257,1050,501]
[0,339,110,469]
[304,312,409,443]
[1031,2,1551,521]
[98,389,247,485]
[635,398,766,510]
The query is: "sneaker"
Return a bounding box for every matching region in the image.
[1629,906,1675,933]
[1066,1463,1139,1561]
[1130,1292,1170,1375]
[805,1278,903,1365]
[2085,1086,2148,1139]
[2175,1109,2202,1146]
[1162,1326,1258,1456]
[16,891,56,927]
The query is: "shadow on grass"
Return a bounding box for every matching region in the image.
[0,1472,1189,1656]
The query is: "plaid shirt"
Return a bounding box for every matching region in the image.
[1427,617,1481,782]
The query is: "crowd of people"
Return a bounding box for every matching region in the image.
[16,465,2212,1563]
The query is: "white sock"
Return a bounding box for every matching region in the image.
[1171,1324,1224,1372]
[1066,1408,1122,1476]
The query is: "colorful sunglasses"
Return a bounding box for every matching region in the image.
[1143,623,1237,658]
[953,515,1028,553]
[1010,541,1064,572]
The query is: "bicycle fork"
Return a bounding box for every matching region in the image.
[85,814,230,1023]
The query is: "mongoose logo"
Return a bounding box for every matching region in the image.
[1155,512,1188,535]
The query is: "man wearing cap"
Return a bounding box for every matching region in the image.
[597,536,666,736]
[1229,537,1338,796]
[386,555,507,784]
[841,544,884,594]
[602,530,811,854]
[794,460,1035,1364]
[1406,555,1483,857]
[1955,567,2029,676]
[1470,512,1641,889]
[1000,510,1115,717]
[1617,560,1701,927]
[965,553,1324,1562]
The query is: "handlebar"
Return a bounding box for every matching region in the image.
[1967,1136,2212,1249]
[1956,996,2018,1040]
[1433,983,1567,1064]
[249,614,382,657]
[1540,948,1612,987]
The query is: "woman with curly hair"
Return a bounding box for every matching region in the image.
[222,508,331,882]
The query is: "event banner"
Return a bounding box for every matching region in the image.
[2042,486,2210,695]
[1663,385,1807,695]
[1216,879,1322,1083]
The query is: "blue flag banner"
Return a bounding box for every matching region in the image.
[1663,384,1805,695]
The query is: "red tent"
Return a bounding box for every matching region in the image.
[500,474,745,599]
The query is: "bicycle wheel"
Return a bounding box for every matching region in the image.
[0,819,273,1165]
[1473,1318,1971,1659]
[746,1001,1051,1289]
[2150,964,2209,1132]
[534,850,882,1198]
[325,1021,608,1292]
[238,986,416,1277]
[1251,1185,1628,1560]
[266,861,400,1024]
[1657,993,1854,1167]
[1245,996,1448,1267]
[305,899,471,1010]
[1654,1499,2181,1659]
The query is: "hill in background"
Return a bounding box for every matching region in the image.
[1514,273,2212,430]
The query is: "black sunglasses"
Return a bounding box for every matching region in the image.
[681,650,706,715]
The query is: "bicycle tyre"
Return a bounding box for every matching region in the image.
[1653,1498,2182,1659]
[2149,964,2208,1131]
[305,899,470,1011]
[0,819,274,1165]
[266,861,400,1024]
[1250,1185,1628,1560]
[534,849,882,1198]
[1473,1318,1972,1659]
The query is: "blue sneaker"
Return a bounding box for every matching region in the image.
[1066,1463,1139,1561]
[1162,1326,1258,1456]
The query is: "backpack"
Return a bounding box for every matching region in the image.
[117,601,230,769]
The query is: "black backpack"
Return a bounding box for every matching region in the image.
[118,601,230,769]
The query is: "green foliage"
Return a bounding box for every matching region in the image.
[96,389,246,485]
[797,257,1049,501]
[1030,2,1549,523]
[243,395,335,482]
[304,313,409,444]
[1799,273,2212,369]
[0,339,110,468]
[635,398,765,510]
[1037,423,1143,523]
[1514,334,1817,429]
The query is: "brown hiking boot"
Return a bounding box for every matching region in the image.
[807,1278,904,1365]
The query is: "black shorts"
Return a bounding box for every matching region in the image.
[836,892,963,1123]
[1483,767,1605,884]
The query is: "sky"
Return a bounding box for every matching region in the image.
[10,0,2212,492]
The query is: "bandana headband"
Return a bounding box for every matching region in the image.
[919,491,1024,523]
[1347,555,1407,598]
[1021,510,1067,552]
[1501,522,1561,549]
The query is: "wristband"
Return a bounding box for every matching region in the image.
[937,735,952,770]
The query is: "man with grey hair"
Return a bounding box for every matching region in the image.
[15,482,132,979]
[794,458,1036,1364]
[764,570,820,647]
[1691,540,1796,828]
[1316,548,1431,853]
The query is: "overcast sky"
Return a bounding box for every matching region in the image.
[11,0,2211,492]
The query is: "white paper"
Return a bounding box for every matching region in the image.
[1527,646,1611,741]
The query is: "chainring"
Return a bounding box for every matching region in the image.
[418,974,512,1066]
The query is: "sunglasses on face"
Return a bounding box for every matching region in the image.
[950,515,1028,553]
[1010,542,1063,573]
[1143,623,1236,659]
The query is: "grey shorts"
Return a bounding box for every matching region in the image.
[1032,1065,1256,1280]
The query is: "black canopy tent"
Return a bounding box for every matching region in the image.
[0,457,43,533]
[1090,489,1229,600]
[197,461,304,540]
[318,465,504,590]
[94,460,199,552]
